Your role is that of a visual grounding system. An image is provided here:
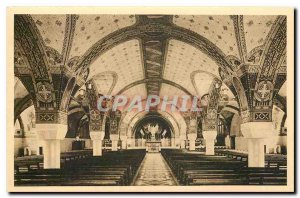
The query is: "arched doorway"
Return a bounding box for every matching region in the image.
[132,113,174,148]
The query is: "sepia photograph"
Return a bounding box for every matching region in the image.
[6,7,294,192]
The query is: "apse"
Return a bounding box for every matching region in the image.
[133,114,173,140]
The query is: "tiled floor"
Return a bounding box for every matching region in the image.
[133,153,178,186]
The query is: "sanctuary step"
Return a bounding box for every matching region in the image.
[14,149,146,186]
[161,149,287,185]
[133,153,178,186]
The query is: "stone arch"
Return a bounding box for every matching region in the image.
[16,116,25,134]
[259,16,287,80]
[88,71,118,95]
[232,77,249,112]
[60,77,76,112]
[116,79,193,96]
[220,104,240,116]
[14,94,33,123]
[131,114,176,139]
[74,22,233,78]
[14,15,51,80]
[123,109,183,139]
[190,70,222,96]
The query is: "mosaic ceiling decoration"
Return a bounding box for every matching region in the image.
[32,15,66,53]
[69,15,136,58]
[173,15,240,58]
[243,15,277,53]
[163,39,220,96]
[88,39,144,96]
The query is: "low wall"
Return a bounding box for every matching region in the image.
[235,135,287,153]
[14,137,92,157]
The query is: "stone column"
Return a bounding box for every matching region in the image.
[120,135,127,149]
[187,116,197,151]
[241,122,274,167]
[142,138,146,148]
[171,137,175,147]
[203,130,217,155]
[110,134,119,151]
[90,131,105,156]
[179,135,186,148]
[36,124,67,169]
[127,137,133,148]
[181,140,186,149]
[187,133,197,151]
[175,137,181,148]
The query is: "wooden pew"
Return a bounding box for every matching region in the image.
[215,150,287,170]
[14,150,93,173]
[14,149,146,186]
[161,149,287,185]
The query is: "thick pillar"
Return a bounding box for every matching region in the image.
[203,130,217,155]
[120,136,127,149]
[142,138,146,148]
[90,131,105,156]
[36,124,67,169]
[181,140,186,149]
[179,135,186,149]
[175,137,181,148]
[247,138,265,167]
[171,137,175,147]
[241,122,274,167]
[127,137,133,148]
[187,133,197,151]
[110,134,119,151]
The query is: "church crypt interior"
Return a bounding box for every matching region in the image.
[13,14,288,187]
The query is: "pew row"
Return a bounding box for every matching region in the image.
[215,150,287,170]
[161,149,287,185]
[14,149,146,186]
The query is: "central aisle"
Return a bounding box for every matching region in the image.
[133,153,178,186]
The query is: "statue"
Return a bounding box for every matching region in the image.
[148,123,159,141]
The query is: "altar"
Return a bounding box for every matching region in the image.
[144,123,162,152]
[146,141,161,152]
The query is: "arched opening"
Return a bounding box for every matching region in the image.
[216,118,226,146]
[132,113,175,148]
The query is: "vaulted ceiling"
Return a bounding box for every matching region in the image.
[31,15,67,54]
[88,39,144,95]
[243,15,277,53]
[69,15,136,57]
[163,39,220,97]
[173,15,240,58]
[15,14,287,118]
